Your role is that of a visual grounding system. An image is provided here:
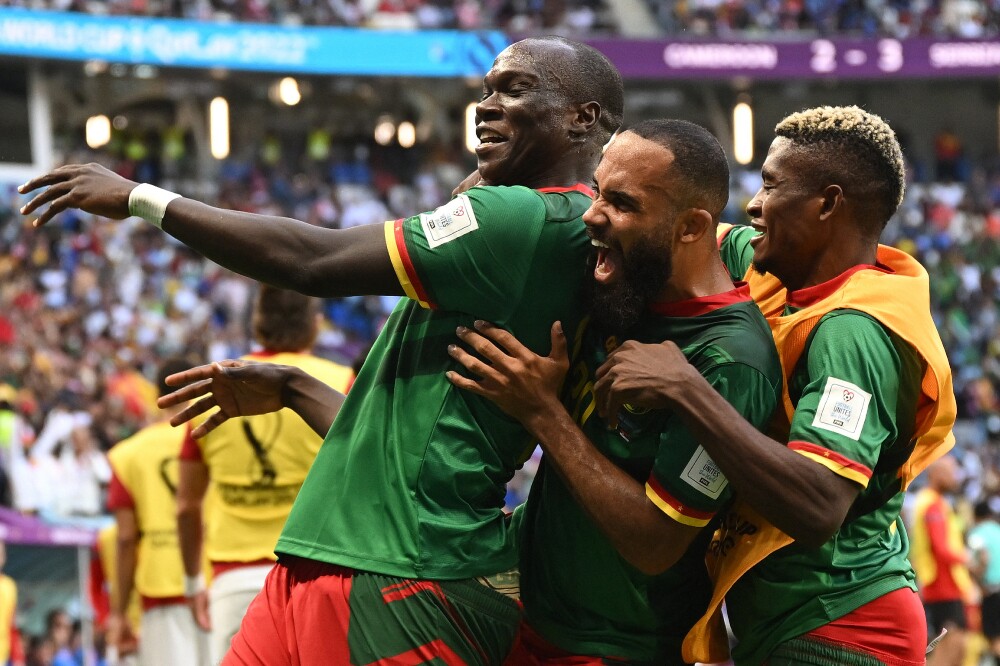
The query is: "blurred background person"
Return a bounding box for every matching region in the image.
[106,358,210,666]
[970,499,1000,666]
[912,454,973,666]
[176,285,353,663]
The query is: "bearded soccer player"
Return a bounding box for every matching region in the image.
[176,285,352,663]
[589,106,956,665]
[106,358,211,666]
[21,37,624,664]
[444,119,782,665]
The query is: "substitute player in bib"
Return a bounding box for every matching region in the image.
[445,120,783,665]
[176,285,352,663]
[589,106,957,665]
[910,455,972,666]
[23,37,624,665]
[106,358,210,666]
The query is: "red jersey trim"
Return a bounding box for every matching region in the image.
[178,425,203,462]
[645,476,715,527]
[245,349,281,359]
[106,471,135,511]
[536,183,595,197]
[786,264,893,309]
[789,441,873,487]
[385,219,435,309]
[649,283,752,317]
[141,595,187,611]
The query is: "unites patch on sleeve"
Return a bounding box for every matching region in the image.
[419,193,480,249]
[811,377,872,441]
[680,446,729,499]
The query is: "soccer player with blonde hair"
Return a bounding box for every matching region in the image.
[593,106,956,664]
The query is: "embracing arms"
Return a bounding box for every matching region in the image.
[593,341,860,547]
[447,322,704,575]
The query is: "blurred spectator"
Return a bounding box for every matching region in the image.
[911,454,972,666]
[934,126,965,182]
[969,500,1000,665]
[0,543,19,666]
[43,610,73,666]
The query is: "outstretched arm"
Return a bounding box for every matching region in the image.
[593,341,859,547]
[19,164,401,298]
[158,360,345,438]
[447,322,703,575]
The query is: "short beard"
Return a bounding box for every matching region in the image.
[584,243,672,336]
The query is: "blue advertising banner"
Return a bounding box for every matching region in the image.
[0,8,508,76]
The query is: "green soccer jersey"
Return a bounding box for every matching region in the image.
[520,286,782,664]
[277,184,594,580]
[720,226,924,665]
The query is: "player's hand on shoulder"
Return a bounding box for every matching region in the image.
[594,340,688,428]
[158,359,292,438]
[19,163,137,227]
[447,321,568,425]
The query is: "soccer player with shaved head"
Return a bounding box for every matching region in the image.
[591,106,956,664]
[21,37,623,665]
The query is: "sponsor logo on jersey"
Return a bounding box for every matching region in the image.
[681,446,729,499]
[811,377,872,441]
[419,193,480,248]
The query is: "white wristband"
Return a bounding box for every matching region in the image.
[183,573,205,597]
[128,183,181,229]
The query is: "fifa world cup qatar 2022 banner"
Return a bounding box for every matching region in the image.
[0,8,508,77]
[586,37,1000,80]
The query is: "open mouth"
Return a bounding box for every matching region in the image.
[591,238,618,283]
[476,127,507,150]
[749,222,767,248]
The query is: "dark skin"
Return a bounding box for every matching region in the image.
[591,136,876,548]
[19,39,604,299]
[156,359,345,439]
[446,133,736,575]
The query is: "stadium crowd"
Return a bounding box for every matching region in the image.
[2,125,999,508]
[3,0,1000,37]
[0,121,997,662]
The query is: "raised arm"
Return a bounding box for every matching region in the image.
[158,360,345,439]
[19,164,401,298]
[446,322,703,575]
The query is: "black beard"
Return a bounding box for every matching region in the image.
[584,243,672,336]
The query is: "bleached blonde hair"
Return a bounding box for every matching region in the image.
[776,106,905,232]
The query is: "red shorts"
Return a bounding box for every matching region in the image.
[804,587,927,666]
[224,555,520,666]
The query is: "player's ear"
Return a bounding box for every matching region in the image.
[676,208,713,244]
[570,101,600,141]
[819,184,844,221]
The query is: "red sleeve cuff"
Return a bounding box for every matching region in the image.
[645,476,716,528]
[178,425,203,462]
[106,471,135,511]
[789,440,873,487]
